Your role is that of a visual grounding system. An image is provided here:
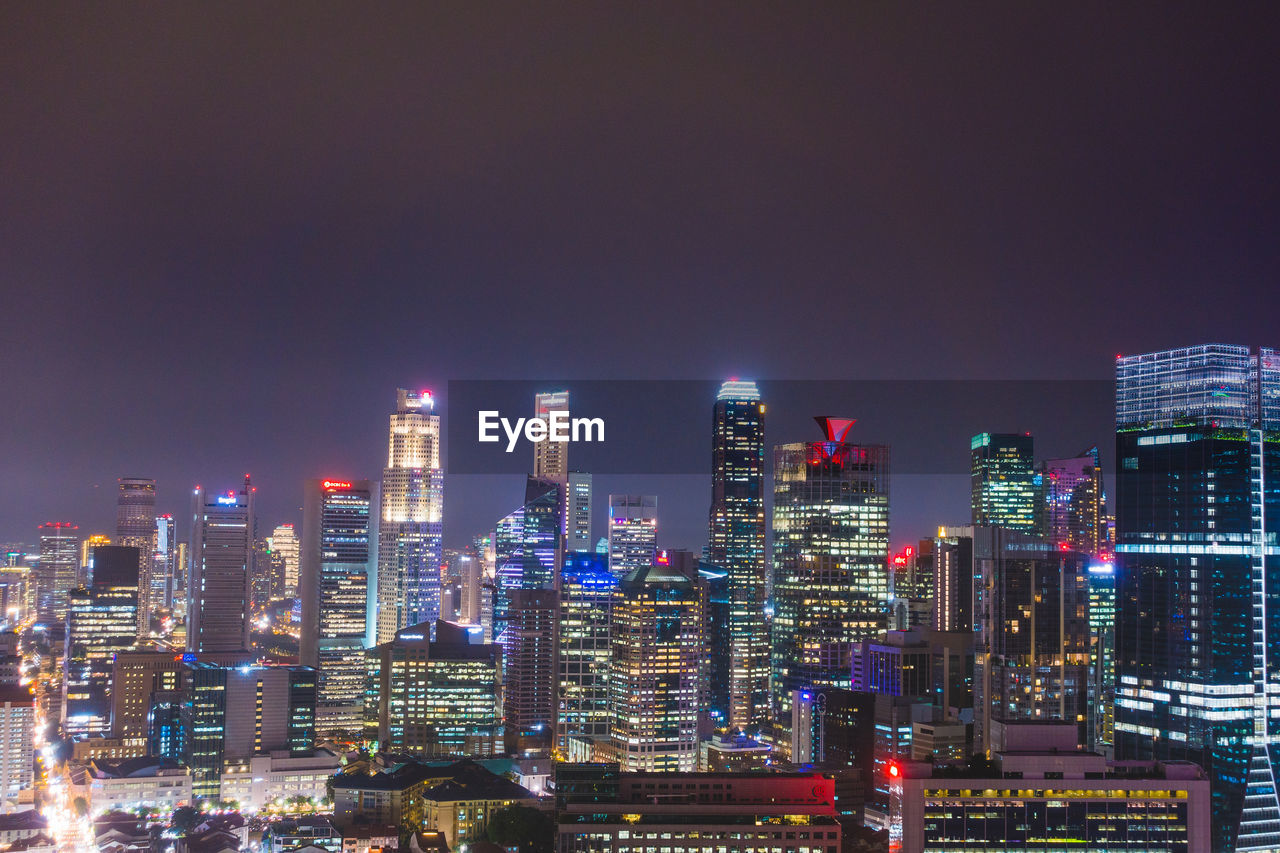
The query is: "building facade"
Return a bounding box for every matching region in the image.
[1113,344,1280,853]
[115,478,156,636]
[557,554,616,754]
[970,432,1038,532]
[63,545,139,737]
[36,522,79,626]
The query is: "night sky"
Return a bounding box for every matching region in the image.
[4,4,1280,552]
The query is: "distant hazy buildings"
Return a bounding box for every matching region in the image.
[707,379,768,732]
[268,523,300,599]
[300,478,374,739]
[115,478,156,636]
[1039,447,1104,556]
[607,495,657,577]
[970,432,1037,532]
[37,521,79,626]
[771,417,889,732]
[376,389,444,643]
[1114,343,1280,852]
[187,478,255,654]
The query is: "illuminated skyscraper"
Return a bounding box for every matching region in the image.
[771,418,890,733]
[364,620,502,757]
[1114,344,1280,853]
[566,471,593,553]
[557,553,616,754]
[503,588,557,747]
[36,522,79,626]
[1087,558,1116,753]
[116,478,156,637]
[533,391,570,484]
[608,495,657,577]
[609,554,705,772]
[154,514,177,612]
[269,523,300,598]
[1040,447,1105,556]
[970,432,1038,532]
[62,545,139,737]
[300,478,374,738]
[187,477,255,654]
[375,389,444,644]
[708,379,767,731]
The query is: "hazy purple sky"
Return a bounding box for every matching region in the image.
[3,4,1280,551]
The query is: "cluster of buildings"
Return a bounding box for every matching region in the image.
[0,342,1275,853]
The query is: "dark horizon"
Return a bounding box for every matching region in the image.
[5,5,1280,550]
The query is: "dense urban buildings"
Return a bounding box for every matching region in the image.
[187,477,255,653]
[300,477,374,739]
[1114,343,1280,853]
[771,417,890,743]
[707,379,768,732]
[376,389,444,643]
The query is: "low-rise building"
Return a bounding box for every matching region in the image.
[69,755,192,814]
[70,735,149,763]
[0,811,47,846]
[698,732,772,772]
[219,747,344,811]
[339,820,400,852]
[0,684,34,804]
[262,815,342,853]
[333,758,533,843]
[555,767,841,853]
[890,723,1211,853]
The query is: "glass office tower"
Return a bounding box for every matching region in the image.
[300,478,374,739]
[1114,344,1280,853]
[970,432,1038,532]
[708,379,768,732]
[771,417,890,739]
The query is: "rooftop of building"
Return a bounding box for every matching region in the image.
[85,754,186,778]
[0,811,46,831]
